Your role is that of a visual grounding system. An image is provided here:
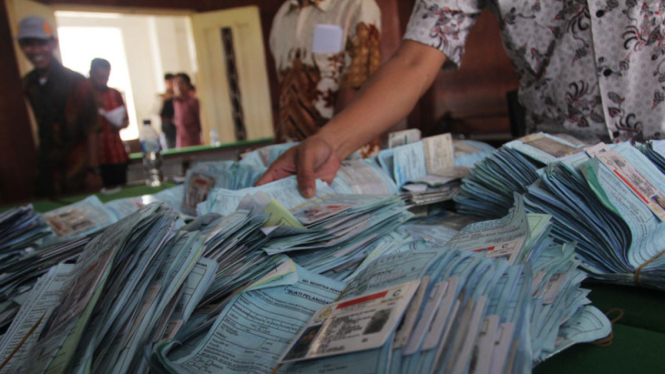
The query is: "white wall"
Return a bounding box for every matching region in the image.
[55,12,197,139]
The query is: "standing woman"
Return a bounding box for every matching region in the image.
[173,73,202,148]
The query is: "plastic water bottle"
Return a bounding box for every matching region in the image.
[210,128,221,147]
[139,119,163,187]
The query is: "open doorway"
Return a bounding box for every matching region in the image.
[55,11,197,141]
[7,0,274,149]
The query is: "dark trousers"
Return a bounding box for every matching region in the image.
[100,163,128,188]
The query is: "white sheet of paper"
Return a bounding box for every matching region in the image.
[101,105,127,128]
[403,281,449,355]
[393,276,430,349]
[423,133,454,176]
[389,129,422,148]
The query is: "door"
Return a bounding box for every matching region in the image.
[190,6,274,144]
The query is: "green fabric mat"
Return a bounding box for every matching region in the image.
[535,324,665,374]
[586,283,665,334]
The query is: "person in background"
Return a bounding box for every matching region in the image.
[89,58,129,188]
[18,16,101,197]
[173,72,201,148]
[270,0,382,157]
[159,73,177,149]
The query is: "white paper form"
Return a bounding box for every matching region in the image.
[99,105,127,128]
[169,258,218,331]
[582,143,665,270]
[162,263,345,374]
[446,196,530,264]
[423,133,455,176]
[43,196,117,239]
[343,251,442,299]
[200,178,335,217]
[393,142,428,187]
[0,264,74,374]
[550,305,611,355]
[389,129,422,148]
[336,160,397,195]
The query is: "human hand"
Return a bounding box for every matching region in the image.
[255,136,343,197]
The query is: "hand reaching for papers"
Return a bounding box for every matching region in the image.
[255,135,342,197]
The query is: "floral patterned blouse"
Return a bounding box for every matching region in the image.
[404,0,665,143]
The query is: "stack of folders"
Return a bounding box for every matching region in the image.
[0,205,49,261]
[148,196,609,374]
[0,197,118,333]
[0,203,205,374]
[0,204,50,330]
[0,192,611,374]
[455,133,587,218]
[456,133,665,290]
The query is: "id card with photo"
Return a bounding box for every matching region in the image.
[183,173,216,213]
[279,280,420,363]
[45,208,95,237]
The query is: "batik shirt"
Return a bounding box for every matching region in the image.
[270,0,382,142]
[404,0,665,143]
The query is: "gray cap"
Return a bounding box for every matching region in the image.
[16,16,55,40]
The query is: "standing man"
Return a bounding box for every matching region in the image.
[173,73,202,148]
[18,16,101,197]
[270,0,382,155]
[89,58,129,188]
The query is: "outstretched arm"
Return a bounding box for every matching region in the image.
[256,40,447,196]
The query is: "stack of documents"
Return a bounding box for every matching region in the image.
[453,139,497,167]
[0,203,220,374]
[0,236,90,331]
[151,259,346,374]
[0,190,612,373]
[263,193,413,275]
[455,133,586,218]
[0,204,49,266]
[638,140,665,173]
[523,142,665,289]
[456,132,665,289]
[273,196,610,374]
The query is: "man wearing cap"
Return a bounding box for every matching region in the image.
[17,16,101,197]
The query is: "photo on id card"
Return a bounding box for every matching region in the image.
[45,208,95,237]
[280,281,419,363]
[184,173,216,212]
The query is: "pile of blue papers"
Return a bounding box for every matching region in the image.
[456,133,665,290]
